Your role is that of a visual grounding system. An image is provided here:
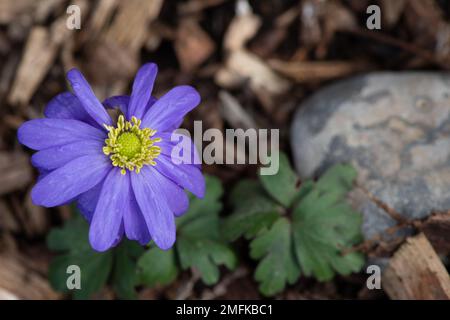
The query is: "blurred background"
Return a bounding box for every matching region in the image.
[1,0,450,300]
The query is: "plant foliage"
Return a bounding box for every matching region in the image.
[47,175,236,298]
[223,153,365,296]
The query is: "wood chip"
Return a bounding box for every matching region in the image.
[223,9,261,51]
[34,0,66,23]
[322,1,357,35]
[0,288,19,300]
[24,190,49,236]
[300,0,323,47]
[381,0,406,27]
[0,0,35,24]
[418,213,450,254]
[0,53,20,101]
[0,152,32,196]
[8,26,58,106]
[104,0,163,53]
[81,0,119,43]
[0,252,59,299]
[85,0,163,94]
[219,90,257,130]
[174,18,215,72]
[268,59,370,83]
[0,199,20,232]
[216,50,291,95]
[178,0,227,15]
[8,0,88,106]
[382,233,450,300]
[249,7,297,58]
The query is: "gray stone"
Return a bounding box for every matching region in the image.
[291,72,450,240]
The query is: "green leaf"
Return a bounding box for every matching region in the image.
[47,214,90,252]
[227,163,364,296]
[48,215,146,299]
[176,175,237,285]
[259,152,299,207]
[228,179,267,207]
[250,218,300,296]
[137,247,178,287]
[112,241,145,299]
[47,216,113,299]
[315,163,357,198]
[177,238,236,285]
[292,180,315,206]
[292,164,364,281]
[223,179,280,241]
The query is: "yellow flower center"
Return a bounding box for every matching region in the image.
[116,132,141,158]
[103,115,161,175]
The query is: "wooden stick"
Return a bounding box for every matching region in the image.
[418,213,450,254]
[382,233,450,300]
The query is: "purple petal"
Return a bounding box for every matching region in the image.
[89,168,128,252]
[31,140,103,171]
[131,166,176,250]
[150,166,189,216]
[103,95,157,119]
[146,96,158,110]
[44,92,98,127]
[155,155,205,198]
[141,85,200,132]
[127,63,158,120]
[37,169,51,181]
[18,119,106,150]
[112,222,125,247]
[77,180,104,222]
[103,95,130,115]
[31,154,111,207]
[123,193,152,245]
[66,69,113,127]
[156,131,201,168]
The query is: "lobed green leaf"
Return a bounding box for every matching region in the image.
[137,247,178,287]
[250,218,300,296]
[259,152,300,207]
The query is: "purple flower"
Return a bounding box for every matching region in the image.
[18,63,205,252]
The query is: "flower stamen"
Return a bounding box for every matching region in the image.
[103,115,161,175]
